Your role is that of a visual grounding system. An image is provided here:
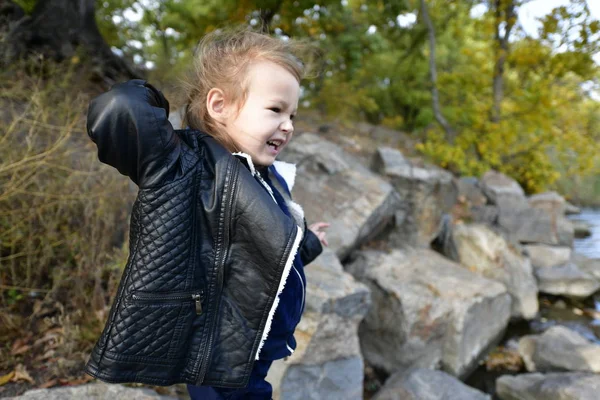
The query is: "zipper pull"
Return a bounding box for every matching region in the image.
[192,293,202,315]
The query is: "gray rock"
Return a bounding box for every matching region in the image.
[565,202,581,215]
[267,248,371,400]
[346,248,511,377]
[457,177,487,208]
[479,170,525,205]
[524,245,572,269]
[534,262,600,298]
[281,133,400,259]
[8,384,177,400]
[528,191,567,216]
[470,205,498,225]
[447,224,538,319]
[372,146,457,248]
[478,173,575,246]
[572,219,593,238]
[497,205,574,247]
[280,356,364,400]
[574,254,600,281]
[167,106,185,129]
[518,326,600,373]
[496,372,600,400]
[372,368,491,400]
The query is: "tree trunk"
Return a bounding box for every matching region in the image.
[420,0,455,143]
[1,0,139,83]
[491,0,516,123]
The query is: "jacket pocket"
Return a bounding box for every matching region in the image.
[106,289,204,361]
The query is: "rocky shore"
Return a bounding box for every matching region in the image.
[12,131,600,399]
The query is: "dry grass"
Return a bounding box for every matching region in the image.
[0,60,135,394]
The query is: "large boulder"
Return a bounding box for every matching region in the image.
[574,254,600,281]
[534,262,600,298]
[443,223,538,319]
[518,326,600,373]
[281,133,400,260]
[497,206,574,247]
[479,171,574,246]
[528,191,567,216]
[267,249,371,400]
[8,384,177,400]
[346,248,511,378]
[372,147,457,248]
[372,368,491,400]
[456,177,487,208]
[479,170,525,205]
[524,245,572,268]
[496,372,600,400]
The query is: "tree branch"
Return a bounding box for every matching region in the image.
[419,0,456,143]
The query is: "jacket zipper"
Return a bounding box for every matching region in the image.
[131,290,204,315]
[197,157,238,381]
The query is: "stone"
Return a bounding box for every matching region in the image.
[524,245,572,269]
[574,254,600,281]
[345,248,511,378]
[8,384,177,400]
[518,326,600,373]
[497,205,574,247]
[267,248,371,400]
[372,368,491,400]
[470,205,498,225]
[496,372,600,400]
[479,170,525,205]
[572,219,593,238]
[281,133,400,260]
[372,146,458,248]
[528,191,567,216]
[534,262,600,298]
[446,223,538,319]
[457,177,487,208]
[565,202,581,215]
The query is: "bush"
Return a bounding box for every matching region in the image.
[0,61,134,375]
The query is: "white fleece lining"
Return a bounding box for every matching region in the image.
[232,152,256,175]
[272,160,297,192]
[255,224,303,360]
[287,200,305,228]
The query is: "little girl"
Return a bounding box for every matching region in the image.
[84,28,328,399]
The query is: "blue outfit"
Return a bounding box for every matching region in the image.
[188,165,307,400]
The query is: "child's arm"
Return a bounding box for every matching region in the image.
[87,79,180,187]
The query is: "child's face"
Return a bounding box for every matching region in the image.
[224,61,300,166]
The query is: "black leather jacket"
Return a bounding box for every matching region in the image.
[84,80,322,388]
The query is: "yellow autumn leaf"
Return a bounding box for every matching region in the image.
[0,371,15,386]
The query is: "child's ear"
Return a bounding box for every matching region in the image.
[206,88,229,123]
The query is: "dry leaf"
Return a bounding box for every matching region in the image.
[12,364,34,384]
[11,344,31,356]
[38,379,58,389]
[0,371,15,386]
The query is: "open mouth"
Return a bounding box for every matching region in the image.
[266,139,283,150]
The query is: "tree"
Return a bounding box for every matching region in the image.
[1,0,139,82]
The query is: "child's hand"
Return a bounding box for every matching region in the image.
[308,222,330,247]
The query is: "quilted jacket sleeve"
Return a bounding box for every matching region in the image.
[86,79,181,187]
[299,220,323,265]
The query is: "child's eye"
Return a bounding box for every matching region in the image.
[290,114,295,120]
[269,107,281,113]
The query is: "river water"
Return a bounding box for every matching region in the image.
[570,208,600,259]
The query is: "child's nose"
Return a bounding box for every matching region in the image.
[280,119,294,133]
